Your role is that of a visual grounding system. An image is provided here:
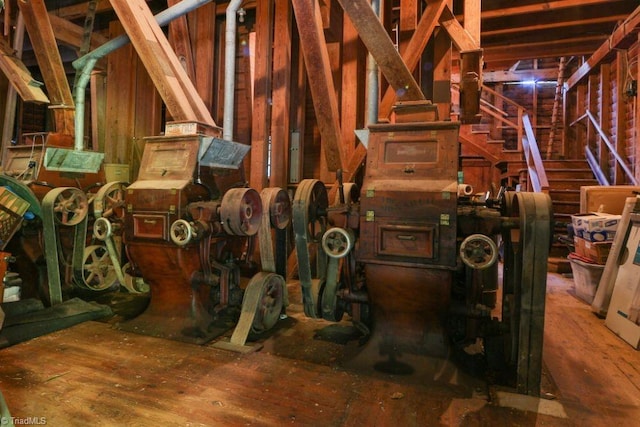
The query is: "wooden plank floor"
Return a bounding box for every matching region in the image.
[0,271,639,426]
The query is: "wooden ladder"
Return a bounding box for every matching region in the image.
[546,57,567,159]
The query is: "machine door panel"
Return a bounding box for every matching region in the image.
[132,213,170,240]
[378,223,436,259]
[365,122,459,180]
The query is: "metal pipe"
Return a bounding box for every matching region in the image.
[71,0,212,152]
[366,0,381,126]
[223,0,244,141]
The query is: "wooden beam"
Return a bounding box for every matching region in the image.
[18,0,75,134]
[439,5,478,52]
[0,40,49,103]
[399,0,419,54]
[463,0,481,45]
[480,0,618,19]
[379,0,447,118]
[109,0,215,125]
[480,35,608,68]
[600,62,611,177]
[340,10,364,162]
[269,0,293,189]
[482,15,629,38]
[47,13,109,51]
[433,25,452,121]
[614,54,626,185]
[53,0,125,20]
[249,0,275,190]
[454,68,561,83]
[291,0,345,172]
[636,33,640,181]
[565,6,640,90]
[190,2,216,112]
[167,0,196,82]
[337,0,424,102]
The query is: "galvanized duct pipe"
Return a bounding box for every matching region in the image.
[72,0,212,152]
[223,0,244,141]
[367,0,381,126]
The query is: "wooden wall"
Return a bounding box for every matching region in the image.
[563,36,639,185]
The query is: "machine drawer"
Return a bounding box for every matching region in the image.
[133,213,169,240]
[378,224,435,259]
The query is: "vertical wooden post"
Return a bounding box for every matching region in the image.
[269,0,293,189]
[615,53,628,184]
[190,1,217,113]
[399,0,418,54]
[587,74,598,161]
[636,33,640,183]
[601,62,613,180]
[463,0,481,45]
[432,26,452,120]
[249,0,275,191]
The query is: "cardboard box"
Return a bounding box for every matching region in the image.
[568,255,605,304]
[573,236,612,264]
[580,186,640,214]
[571,212,621,241]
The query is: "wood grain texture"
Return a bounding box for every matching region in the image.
[1,271,639,425]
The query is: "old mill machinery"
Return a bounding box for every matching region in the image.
[111,124,290,347]
[291,108,553,396]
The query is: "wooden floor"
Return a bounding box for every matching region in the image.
[0,271,639,426]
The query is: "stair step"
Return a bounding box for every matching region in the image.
[545,168,595,179]
[548,189,580,201]
[548,179,599,190]
[543,160,591,169]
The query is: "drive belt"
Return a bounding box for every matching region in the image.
[292,179,328,318]
[259,187,291,308]
[41,187,89,306]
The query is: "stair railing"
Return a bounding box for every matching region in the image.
[522,114,549,192]
[453,84,549,192]
[570,110,637,186]
[479,84,524,152]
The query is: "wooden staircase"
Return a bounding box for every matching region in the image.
[543,159,598,271]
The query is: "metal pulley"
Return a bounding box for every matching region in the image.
[91,181,146,293]
[322,227,355,259]
[42,187,89,305]
[459,233,498,270]
[220,188,263,236]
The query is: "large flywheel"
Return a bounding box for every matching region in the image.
[292,179,329,318]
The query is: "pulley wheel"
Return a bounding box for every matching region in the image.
[93,181,128,219]
[322,227,355,259]
[50,187,89,226]
[220,188,263,236]
[170,219,194,246]
[334,182,360,205]
[460,234,499,270]
[93,217,112,241]
[246,272,285,334]
[261,187,292,230]
[293,179,329,241]
[81,245,118,291]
